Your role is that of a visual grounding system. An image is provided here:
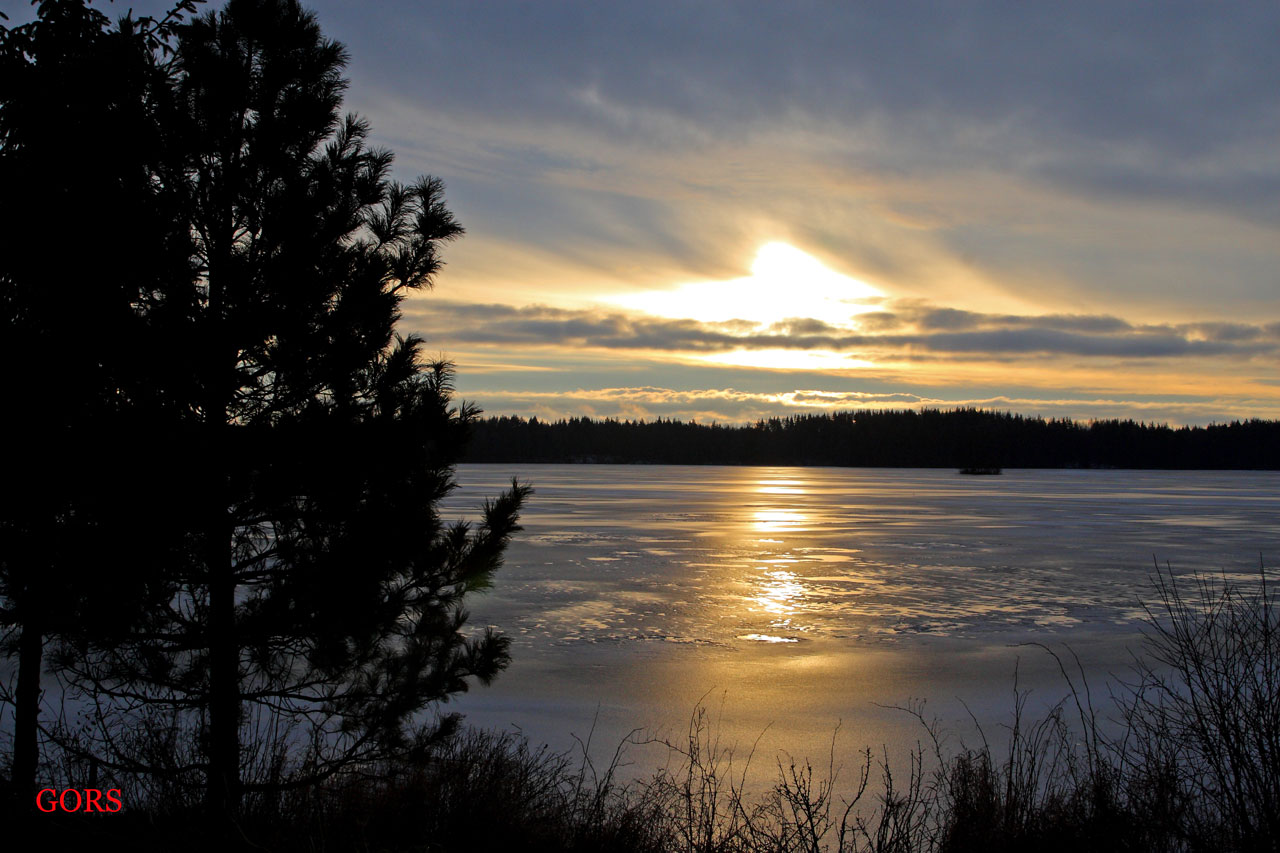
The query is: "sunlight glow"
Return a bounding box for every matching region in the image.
[698,349,875,371]
[607,242,883,327]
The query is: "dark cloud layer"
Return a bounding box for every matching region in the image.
[319,0,1280,221]
[342,2,1279,144]
[407,300,1280,361]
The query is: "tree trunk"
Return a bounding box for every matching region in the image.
[206,503,241,818]
[11,614,44,810]
[203,191,242,820]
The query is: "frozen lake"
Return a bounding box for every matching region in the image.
[444,465,1279,780]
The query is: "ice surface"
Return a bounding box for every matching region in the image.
[443,466,1278,782]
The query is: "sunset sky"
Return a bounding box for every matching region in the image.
[11,0,1278,424]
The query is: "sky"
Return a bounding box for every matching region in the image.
[8,0,1279,425]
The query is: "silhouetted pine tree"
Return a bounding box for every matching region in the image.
[4,0,527,821]
[0,0,198,811]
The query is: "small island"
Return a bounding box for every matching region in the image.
[959,466,1003,475]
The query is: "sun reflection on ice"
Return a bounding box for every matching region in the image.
[729,473,830,642]
[757,481,805,495]
[738,567,813,643]
[738,633,799,644]
[755,569,806,615]
[752,509,806,531]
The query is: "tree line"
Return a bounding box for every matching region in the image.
[464,409,1280,469]
[0,0,524,832]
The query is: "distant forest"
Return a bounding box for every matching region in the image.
[463,409,1280,469]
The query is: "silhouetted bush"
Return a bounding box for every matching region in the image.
[1118,563,1280,851]
[10,563,1276,851]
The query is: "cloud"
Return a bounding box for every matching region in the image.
[457,385,1280,427]
[406,299,1280,361]
[307,0,1280,318]
[333,1,1280,218]
[11,0,1274,425]
[903,305,1135,335]
[330,2,1278,160]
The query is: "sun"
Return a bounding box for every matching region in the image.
[605,242,883,328]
